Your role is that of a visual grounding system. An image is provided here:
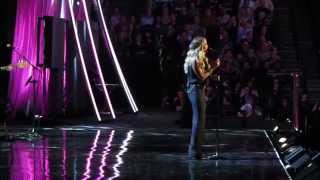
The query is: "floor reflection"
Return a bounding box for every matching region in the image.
[109,130,134,180]
[0,128,290,180]
[82,130,101,180]
[10,139,50,180]
[62,130,67,180]
[97,130,115,180]
[188,161,204,180]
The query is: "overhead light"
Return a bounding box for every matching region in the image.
[281,143,288,149]
[279,137,287,143]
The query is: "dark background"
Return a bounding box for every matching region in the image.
[0,1,17,98]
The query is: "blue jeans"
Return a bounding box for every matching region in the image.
[187,84,206,158]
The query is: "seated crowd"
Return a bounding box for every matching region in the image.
[106,0,294,123]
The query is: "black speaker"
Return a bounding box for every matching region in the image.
[42,16,66,118]
[43,16,65,69]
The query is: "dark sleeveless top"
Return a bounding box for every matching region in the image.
[186,60,204,87]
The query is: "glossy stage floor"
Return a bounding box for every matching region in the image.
[0,123,291,179]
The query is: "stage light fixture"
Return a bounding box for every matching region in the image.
[283,146,310,173]
[279,137,288,143]
[96,0,138,113]
[67,0,101,121]
[82,0,116,119]
[279,135,299,153]
[281,143,288,149]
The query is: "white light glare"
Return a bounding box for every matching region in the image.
[279,137,287,143]
[281,143,288,149]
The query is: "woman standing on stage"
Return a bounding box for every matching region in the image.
[184,36,220,160]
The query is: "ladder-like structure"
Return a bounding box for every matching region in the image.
[67,0,138,121]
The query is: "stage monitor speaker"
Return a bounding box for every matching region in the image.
[42,16,66,117]
[284,146,310,172]
[284,146,305,163]
[43,16,65,70]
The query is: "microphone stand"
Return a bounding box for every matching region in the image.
[206,58,229,160]
[207,74,227,159]
[9,45,40,71]
[10,46,43,141]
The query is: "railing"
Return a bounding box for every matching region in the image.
[268,71,301,131]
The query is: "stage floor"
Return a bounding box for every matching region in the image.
[0,125,290,180]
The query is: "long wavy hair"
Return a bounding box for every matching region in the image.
[184,36,205,74]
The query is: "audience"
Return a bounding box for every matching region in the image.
[105,0,297,122]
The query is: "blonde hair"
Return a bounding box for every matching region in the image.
[184,48,200,74]
[184,36,205,74]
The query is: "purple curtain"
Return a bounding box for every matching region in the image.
[9,0,85,118]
